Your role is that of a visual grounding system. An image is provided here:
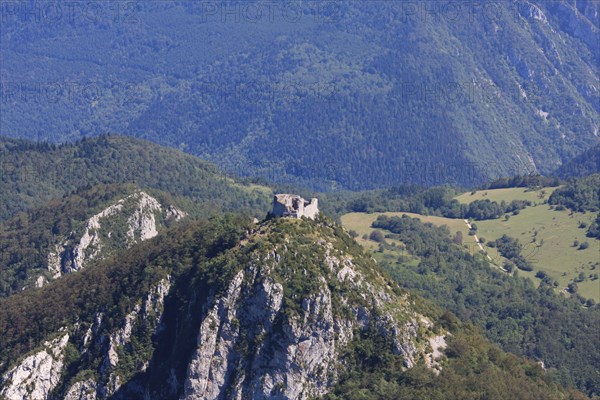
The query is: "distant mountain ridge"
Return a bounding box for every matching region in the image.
[0,0,598,189]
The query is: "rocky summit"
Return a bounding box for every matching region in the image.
[0,215,583,399]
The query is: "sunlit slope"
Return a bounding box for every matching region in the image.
[342,187,599,301]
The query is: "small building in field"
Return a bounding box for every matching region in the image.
[272,194,319,219]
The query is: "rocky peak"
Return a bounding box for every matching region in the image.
[0,215,578,399]
[1,333,70,400]
[181,218,443,399]
[45,191,186,282]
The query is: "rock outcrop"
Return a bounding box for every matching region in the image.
[0,218,445,400]
[1,333,70,400]
[181,222,440,399]
[44,192,185,281]
[64,379,98,400]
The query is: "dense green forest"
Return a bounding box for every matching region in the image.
[0,135,272,222]
[1,1,598,188]
[482,175,563,190]
[371,214,600,396]
[549,173,600,212]
[555,144,600,178]
[327,322,586,400]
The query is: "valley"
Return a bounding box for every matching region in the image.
[342,186,600,302]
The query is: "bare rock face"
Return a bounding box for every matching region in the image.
[182,266,344,400]
[46,192,185,280]
[0,277,173,400]
[125,192,163,241]
[64,379,98,400]
[182,232,441,400]
[0,333,70,400]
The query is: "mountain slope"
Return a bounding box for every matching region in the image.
[0,184,187,296]
[0,135,272,222]
[1,1,598,188]
[555,144,600,178]
[0,215,583,399]
[342,211,600,396]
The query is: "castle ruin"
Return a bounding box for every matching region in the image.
[272,194,319,219]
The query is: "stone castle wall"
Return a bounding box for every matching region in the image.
[272,194,319,219]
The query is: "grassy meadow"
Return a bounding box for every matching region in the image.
[342,187,600,302]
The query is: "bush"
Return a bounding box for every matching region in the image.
[586,299,596,307]
[578,242,589,250]
[453,231,463,244]
[369,230,385,243]
[535,271,547,279]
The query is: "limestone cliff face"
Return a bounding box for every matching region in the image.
[0,333,70,400]
[0,218,446,400]
[181,224,444,399]
[0,277,172,400]
[44,192,185,283]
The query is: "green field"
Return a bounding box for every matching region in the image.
[341,211,482,264]
[474,204,599,300]
[342,187,600,302]
[455,187,559,205]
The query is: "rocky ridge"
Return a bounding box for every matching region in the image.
[42,191,185,286]
[0,217,446,400]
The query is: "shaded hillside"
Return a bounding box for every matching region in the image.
[555,144,600,178]
[1,1,598,189]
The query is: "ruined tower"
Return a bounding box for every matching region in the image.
[271,194,319,219]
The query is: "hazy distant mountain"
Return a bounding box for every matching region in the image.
[1,1,598,190]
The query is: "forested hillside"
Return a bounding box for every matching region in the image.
[1,1,598,189]
[0,184,189,296]
[370,214,600,396]
[549,173,600,212]
[555,145,600,178]
[0,135,272,222]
